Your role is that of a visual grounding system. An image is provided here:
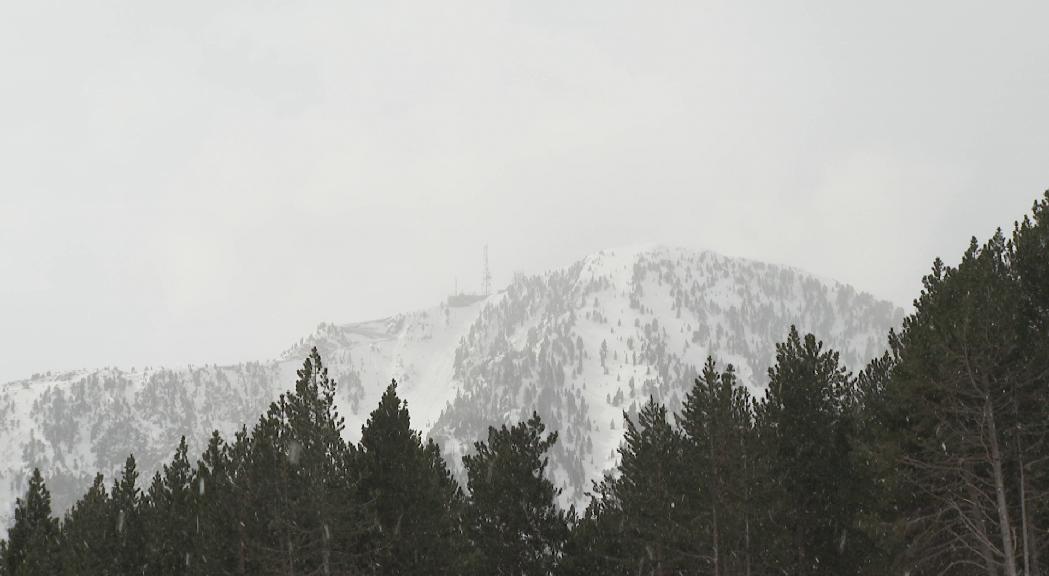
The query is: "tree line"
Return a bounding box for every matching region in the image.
[2,191,1047,576]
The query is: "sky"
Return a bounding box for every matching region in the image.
[1,1,1047,383]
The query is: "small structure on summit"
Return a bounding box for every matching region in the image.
[447,245,493,307]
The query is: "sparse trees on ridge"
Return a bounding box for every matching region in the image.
[2,191,1047,576]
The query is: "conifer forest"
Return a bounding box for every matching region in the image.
[2,191,1047,576]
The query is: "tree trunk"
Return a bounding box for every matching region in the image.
[322,522,331,576]
[238,503,247,576]
[744,515,751,576]
[1032,519,1043,576]
[712,501,721,576]
[1021,460,1042,576]
[967,482,999,576]
[709,427,721,576]
[987,400,1019,576]
[286,539,295,576]
[742,431,751,576]
[1020,439,1032,576]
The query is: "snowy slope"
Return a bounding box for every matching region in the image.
[0,246,903,526]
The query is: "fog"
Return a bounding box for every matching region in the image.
[1,0,1046,383]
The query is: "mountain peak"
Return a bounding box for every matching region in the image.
[0,249,903,524]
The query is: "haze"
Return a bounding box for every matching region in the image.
[1,1,1047,384]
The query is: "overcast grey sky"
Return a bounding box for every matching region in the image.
[1,1,1046,383]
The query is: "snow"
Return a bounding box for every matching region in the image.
[0,245,903,526]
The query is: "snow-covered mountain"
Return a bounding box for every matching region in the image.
[0,246,904,526]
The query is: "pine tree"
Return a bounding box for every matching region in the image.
[881,219,1049,576]
[848,352,905,575]
[192,431,240,576]
[559,502,624,576]
[357,381,465,576]
[244,347,365,575]
[109,455,147,575]
[2,468,60,576]
[597,397,692,576]
[242,398,292,575]
[752,327,858,576]
[143,436,197,575]
[58,473,111,576]
[1010,191,1049,333]
[1009,191,1049,576]
[679,359,754,576]
[463,412,569,576]
[224,426,254,576]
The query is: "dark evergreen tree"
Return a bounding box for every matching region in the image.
[109,455,146,575]
[559,502,626,576]
[464,412,569,576]
[1010,191,1049,333]
[2,468,60,576]
[143,436,197,575]
[880,212,1049,576]
[596,398,692,576]
[244,347,365,575]
[752,327,859,576]
[848,351,906,575]
[678,359,754,576]
[1009,191,1049,576]
[58,473,111,576]
[192,431,240,576]
[242,396,292,575]
[224,426,255,576]
[357,381,465,575]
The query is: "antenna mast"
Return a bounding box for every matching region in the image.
[482,245,492,296]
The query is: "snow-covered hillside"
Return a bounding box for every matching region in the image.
[0,246,904,526]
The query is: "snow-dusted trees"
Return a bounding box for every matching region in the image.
[3,191,1047,576]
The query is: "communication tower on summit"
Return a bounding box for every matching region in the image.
[446,245,493,307]
[482,245,492,297]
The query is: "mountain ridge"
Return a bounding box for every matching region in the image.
[0,245,904,526]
